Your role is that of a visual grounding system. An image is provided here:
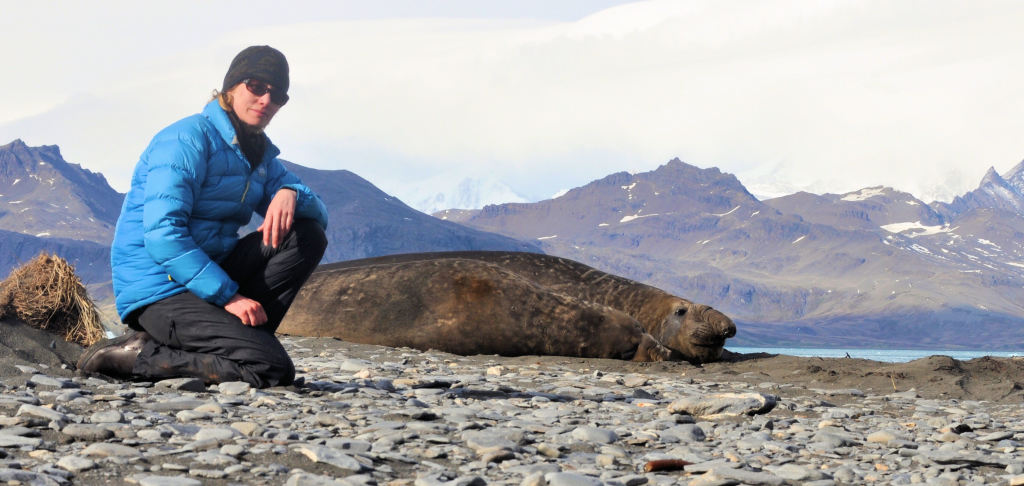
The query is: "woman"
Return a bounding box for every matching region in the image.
[78,46,328,388]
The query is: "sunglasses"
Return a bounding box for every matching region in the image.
[243,78,289,106]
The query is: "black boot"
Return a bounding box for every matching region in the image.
[77,331,151,379]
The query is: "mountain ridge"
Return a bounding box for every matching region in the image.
[0,139,123,243]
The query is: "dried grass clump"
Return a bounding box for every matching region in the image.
[0,252,104,347]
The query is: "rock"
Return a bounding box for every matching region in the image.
[230,421,262,437]
[89,410,124,423]
[155,378,206,392]
[667,393,778,419]
[571,426,618,444]
[543,472,603,486]
[978,430,1015,441]
[28,374,77,389]
[217,381,251,395]
[193,426,240,442]
[286,472,356,485]
[867,429,906,445]
[414,472,486,486]
[137,476,203,486]
[0,435,43,447]
[0,468,64,486]
[61,423,115,441]
[661,424,707,443]
[80,442,142,458]
[813,429,861,448]
[295,444,366,472]
[16,403,69,423]
[56,455,96,473]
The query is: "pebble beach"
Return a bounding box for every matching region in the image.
[2,327,1023,486]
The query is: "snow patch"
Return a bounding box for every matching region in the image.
[1006,262,1024,268]
[978,238,999,248]
[620,213,659,223]
[537,235,558,240]
[975,247,996,257]
[35,232,50,237]
[880,221,952,237]
[910,244,932,255]
[9,200,22,204]
[842,187,887,202]
[597,223,609,227]
[792,236,806,244]
[12,179,20,185]
[713,206,739,217]
[905,200,920,206]
[621,183,637,191]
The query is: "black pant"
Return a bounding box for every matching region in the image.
[128,219,327,388]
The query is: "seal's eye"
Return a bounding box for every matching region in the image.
[675,308,687,317]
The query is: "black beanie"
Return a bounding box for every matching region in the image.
[222,45,289,96]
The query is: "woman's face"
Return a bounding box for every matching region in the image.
[227,79,283,130]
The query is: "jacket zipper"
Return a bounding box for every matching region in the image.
[240,180,250,204]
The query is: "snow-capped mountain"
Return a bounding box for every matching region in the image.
[764,186,946,231]
[397,176,529,214]
[933,162,1024,220]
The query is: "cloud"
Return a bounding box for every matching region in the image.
[2,0,1023,205]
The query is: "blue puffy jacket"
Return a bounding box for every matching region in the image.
[111,100,329,320]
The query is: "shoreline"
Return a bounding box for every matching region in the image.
[726,346,1024,363]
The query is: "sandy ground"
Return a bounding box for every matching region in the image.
[4,318,1023,403]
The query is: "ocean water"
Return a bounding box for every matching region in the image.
[727,347,1024,363]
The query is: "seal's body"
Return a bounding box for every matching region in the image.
[279,251,736,363]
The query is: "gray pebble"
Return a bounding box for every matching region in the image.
[217,381,251,395]
[138,476,203,486]
[571,426,618,444]
[56,455,96,473]
[61,423,114,441]
[544,472,602,486]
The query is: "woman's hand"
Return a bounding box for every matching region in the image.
[225,293,268,326]
[259,188,297,248]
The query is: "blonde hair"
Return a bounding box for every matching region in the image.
[212,89,233,110]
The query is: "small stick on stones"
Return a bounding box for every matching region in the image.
[643,459,692,472]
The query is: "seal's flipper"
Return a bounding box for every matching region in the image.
[633,333,672,362]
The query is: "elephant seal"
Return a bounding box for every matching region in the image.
[279,251,736,363]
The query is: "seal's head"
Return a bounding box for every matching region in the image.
[652,298,736,364]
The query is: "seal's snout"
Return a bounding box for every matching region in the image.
[722,318,737,339]
[693,306,736,345]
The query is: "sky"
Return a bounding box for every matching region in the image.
[2,0,1024,207]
